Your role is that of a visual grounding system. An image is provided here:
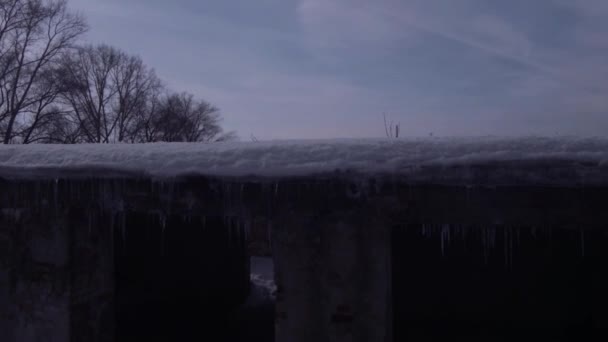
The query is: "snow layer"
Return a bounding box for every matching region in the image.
[0,137,607,184]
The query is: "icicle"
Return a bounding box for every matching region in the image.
[121,212,127,251]
[440,225,446,257]
[267,220,273,250]
[509,226,514,268]
[244,219,251,240]
[224,183,231,208]
[166,180,175,217]
[503,227,509,268]
[160,213,166,256]
[226,216,232,240]
[230,217,236,241]
[108,212,115,258]
[482,226,489,265]
[88,209,93,235]
[580,229,585,257]
[490,226,497,250]
[53,178,59,215]
[233,218,240,241]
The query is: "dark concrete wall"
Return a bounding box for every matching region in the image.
[0,178,252,342]
[0,209,70,342]
[392,225,608,340]
[3,176,608,342]
[69,209,115,342]
[114,213,250,341]
[272,208,392,342]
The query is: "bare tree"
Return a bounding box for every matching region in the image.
[17,63,68,143]
[59,44,161,143]
[0,2,234,144]
[112,52,162,142]
[138,92,232,143]
[0,0,86,143]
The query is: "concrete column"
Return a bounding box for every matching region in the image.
[69,210,115,342]
[273,217,326,342]
[273,211,392,342]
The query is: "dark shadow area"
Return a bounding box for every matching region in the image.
[231,256,276,342]
[392,225,608,341]
[114,214,250,342]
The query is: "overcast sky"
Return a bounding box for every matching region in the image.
[69,0,607,139]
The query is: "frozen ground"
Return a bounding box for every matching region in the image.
[247,256,276,304]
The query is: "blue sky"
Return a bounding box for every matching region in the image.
[69,0,608,139]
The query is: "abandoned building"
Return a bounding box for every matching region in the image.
[1,137,608,341]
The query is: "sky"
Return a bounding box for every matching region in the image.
[68,0,608,139]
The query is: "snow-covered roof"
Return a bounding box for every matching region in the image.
[0,137,607,185]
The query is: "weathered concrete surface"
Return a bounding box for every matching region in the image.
[3,176,608,341]
[0,178,252,342]
[69,209,115,342]
[392,224,608,340]
[272,206,392,342]
[0,209,70,342]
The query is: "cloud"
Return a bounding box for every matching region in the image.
[296,0,411,52]
[296,0,541,69]
[555,0,608,17]
[67,0,608,138]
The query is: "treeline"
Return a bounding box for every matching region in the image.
[0,0,233,144]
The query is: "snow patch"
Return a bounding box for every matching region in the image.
[0,137,607,185]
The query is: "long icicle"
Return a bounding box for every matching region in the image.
[580,229,585,257]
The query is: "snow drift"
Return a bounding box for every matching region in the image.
[1,137,607,185]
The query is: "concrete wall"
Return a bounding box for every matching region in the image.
[3,177,608,342]
[0,209,70,342]
[272,208,392,342]
[0,178,252,342]
[392,225,608,340]
[69,209,115,342]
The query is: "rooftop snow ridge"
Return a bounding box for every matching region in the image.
[0,137,607,185]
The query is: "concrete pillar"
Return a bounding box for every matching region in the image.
[69,210,115,342]
[273,211,392,342]
[273,217,326,342]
